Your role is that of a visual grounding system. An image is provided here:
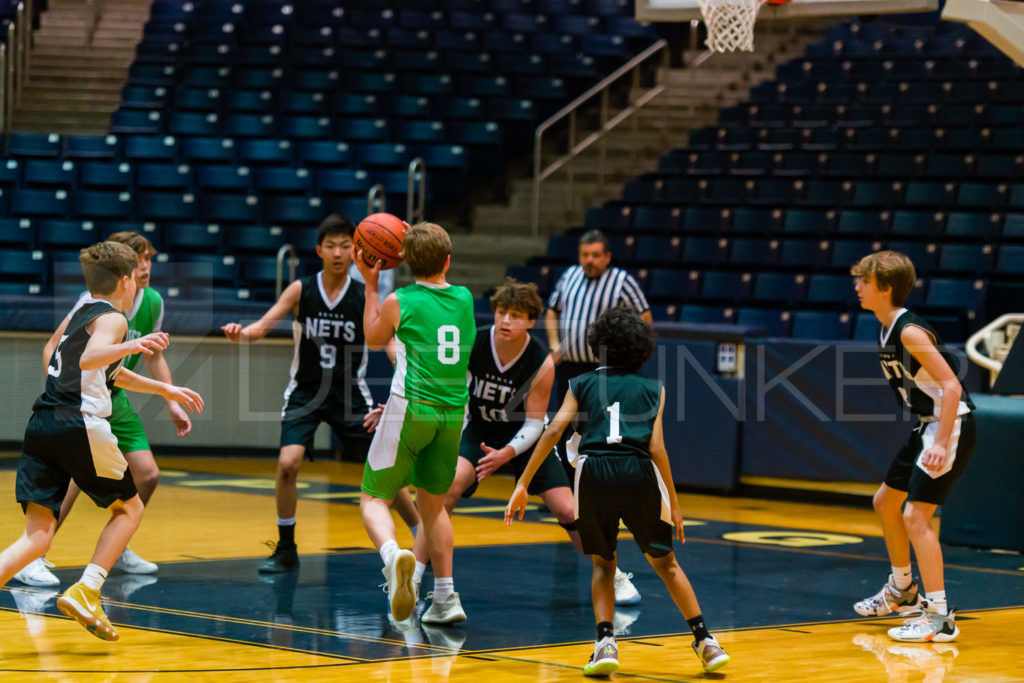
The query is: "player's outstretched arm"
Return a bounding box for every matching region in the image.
[505,388,577,525]
[477,355,556,481]
[544,308,562,364]
[363,292,400,350]
[902,325,963,472]
[221,280,301,343]
[648,387,684,543]
[114,367,204,414]
[81,314,166,370]
[143,348,193,437]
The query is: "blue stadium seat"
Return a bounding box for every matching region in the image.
[281,115,333,140]
[1003,214,1024,239]
[111,109,164,135]
[162,223,225,253]
[182,137,237,165]
[394,119,447,143]
[679,304,733,324]
[752,272,805,303]
[8,132,62,158]
[885,240,937,273]
[65,135,120,160]
[648,268,700,303]
[791,311,852,340]
[700,270,752,301]
[996,245,1024,275]
[337,117,391,142]
[12,188,69,217]
[890,210,943,238]
[944,212,996,239]
[229,225,288,253]
[937,244,994,274]
[634,236,682,265]
[175,254,240,285]
[852,311,880,341]
[224,113,278,138]
[239,139,293,165]
[682,236,728,265]
[0,217,35,246]
[256,167,313,194]
[123,135,179,162]
[925,277,986,310]
[316,168,371,196]
[357,143,409,168]
[201,193,260,224]
[135,163,192,191]
[242,255,289,287]
[737,308,791,337]
[38,219,102,247]
[136,192,198,221]
[196,165,252,193]
[78,161,132,190]
[169,111,220,137]
[74,191,133,220]
[22,160,75,189]
[0,249,47,282]
[263,196,325,225]
[836,210,888,237]
[730,238,779,265]
[830,240,877,270]
[806,273,855,305]
[296,141,353,168]
[224,89,275,114]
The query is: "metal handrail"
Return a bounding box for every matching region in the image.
[966,313,1024,384]
[531,39,669,236]
[367,184,385,215]
[275,243,298,299]
[406,157,426,223]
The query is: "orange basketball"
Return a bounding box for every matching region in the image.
[354,213,406,271]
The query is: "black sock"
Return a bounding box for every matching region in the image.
[597,621,614,641]
[278,523,296,547]
[687,614,710,643]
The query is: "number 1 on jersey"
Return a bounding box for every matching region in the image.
[606,401,622,444]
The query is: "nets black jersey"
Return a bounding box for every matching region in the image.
[35,297,124,417]
[878,309,974,418]
[467,327,549,446]
[570,368,662,458]
[286,272,372,409]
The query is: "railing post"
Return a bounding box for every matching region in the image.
[630,66,640,166]
[532,127,542,237]
[406,157,425,224]
[367,183,385,216]
[598,88,608,195]
[4,24,14,132]
[275,244,297,299]
[567,110,575,220]
[0,44,6,135]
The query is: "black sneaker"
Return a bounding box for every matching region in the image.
[258,542,299,573]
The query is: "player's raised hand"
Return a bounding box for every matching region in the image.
[168,402,192,437]
[221,322,244,342]
[363,403,387,433]
[353,248,382,285]
[504,483,529,525]
[129,331,169,356]
[162,385,204,414]
[476,443,514,481]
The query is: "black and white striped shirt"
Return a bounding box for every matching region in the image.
[547,265,650,363]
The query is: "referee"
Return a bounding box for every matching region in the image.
[544,229,652,465]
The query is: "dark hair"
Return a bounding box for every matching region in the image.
[317,214,355,245]
[80,241,138,295]
[490,278,543,320]
[587,304,655,372]
[579,229,608,251]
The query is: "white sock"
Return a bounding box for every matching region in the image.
[379,539,399,567]
[414,561,427,585]
[277,517,296,526]
[81,563,108,591]
[433,576,454,603]
[925,590,948,615]
[891,565,913,590]
[408,524,419,539]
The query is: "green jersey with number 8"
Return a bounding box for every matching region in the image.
[392,282,475,407]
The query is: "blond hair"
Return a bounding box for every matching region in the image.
[403,222,451,278]
[107,231,158,258]
[490,278,543,320]
[80,241,138,295]
[851,250,916,306]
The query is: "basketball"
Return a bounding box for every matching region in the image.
[354,213,406,271]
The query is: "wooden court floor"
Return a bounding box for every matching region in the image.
[1,454,1021,682]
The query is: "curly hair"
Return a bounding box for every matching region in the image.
[489,278,543,320]
[587,304,655,372]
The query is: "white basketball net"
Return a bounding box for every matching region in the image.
[697,0,767,52]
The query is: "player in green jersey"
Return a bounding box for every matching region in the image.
[356,222,476,626]
[506,306,731,677]
[15,233,190,588]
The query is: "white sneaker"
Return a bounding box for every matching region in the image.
[854,574,921,617]
[13,557,60,587]
[583,636,620,677]
[692,634,731,673]
[422,591,467,625]
[381,549,417,621]
[112,547,158,574]
[614,568,641,605]
[888,608,960,643]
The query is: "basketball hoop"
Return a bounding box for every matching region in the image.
[697,0,782,53]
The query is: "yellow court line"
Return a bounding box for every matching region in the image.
[304,492,364,499]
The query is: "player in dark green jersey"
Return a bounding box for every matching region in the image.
[357,221,476,626]
[506,306,730,676]
[0,241,203,642]
[851,251,974,643]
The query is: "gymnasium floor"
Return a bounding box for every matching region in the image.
[0,455,1021,681]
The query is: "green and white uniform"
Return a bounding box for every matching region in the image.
[70,288,163,453]
[362,281,476,499]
